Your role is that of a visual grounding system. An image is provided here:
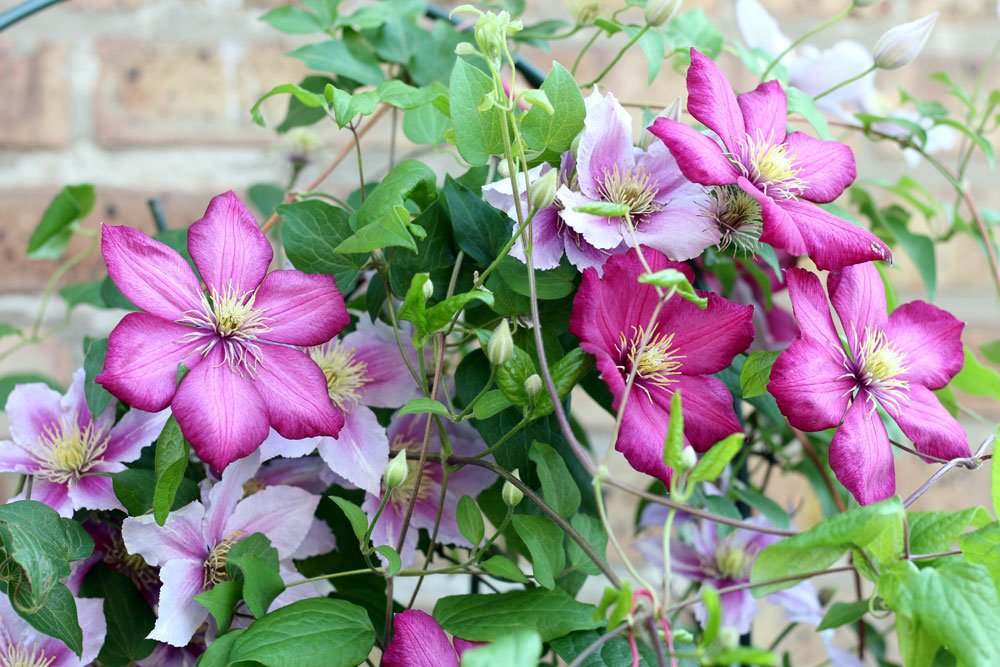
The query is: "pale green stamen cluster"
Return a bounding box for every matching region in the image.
[616,323,686,400]
[599,164,662,216]
[851,326,910,414]
[709,543,756,580]
[731,129,806,199]
[203,531,245,589]
[310,342,369,409]
[0,642,56,667]
[177,282,273,376]
[32,419,110,484]
[704,186,764,254]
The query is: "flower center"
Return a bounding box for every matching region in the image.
[0,642,56,667]
[850,327,909,414]
[616,323,685,399]
[310,342,369,409]
[177,283,273,376]
[203,531,244,590]
[703,186,763,253]
[104,531,159,591]
[732,130,805,199]
[31,419,109,484]
[599,164,661,216]
[711,543,755,580]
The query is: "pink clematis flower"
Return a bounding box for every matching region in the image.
[560,89,722,262]
[383,610,482,667]
[649,49,892,270]
[260,313,421,495]
[362,412,493,566]
[122,451,330,646]
[96,191,349,471]
[569,248,754,484]
[0,593,107,667]
[768,264,968,504]
[0,369,169,516]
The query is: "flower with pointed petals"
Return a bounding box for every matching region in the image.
[0,369,169,517]
[383,610,482,667]
[122,451,328,646]
[649,49,892,270]
[96,191,349,471]
[768,264,968,504]
[362,413,492,566]
[260,313,421,495]
[560,89,721,262]
[569,248,754,484]
[0,592,107,667]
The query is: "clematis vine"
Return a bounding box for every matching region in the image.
[97,190,349,471]
[650,49,893,270]
[0,593,107,667]
[0,368,168,517]
[768,264,968,504]
[569,247,754,483]
[363,412,493,566]
[261,313,421,494]
[122,451,331,646]
[382,610,482,667]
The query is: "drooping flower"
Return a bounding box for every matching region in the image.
[569,247,754,483]
[768,264,968,504]
[122,451,329,646]
[96,191,349,471]
[260,313,421,495]
[649,49,893,270]
[382,610,482,667]
[0,369,169,517]
[362,412,493,566]
[560,89,721,262]
[0,592,107,667]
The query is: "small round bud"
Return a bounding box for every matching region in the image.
[502,470,524,507]
[672,628,694,643]
[680,445,698,472]
[718,627,739,649]
[422,278,434,300]
[454,42,479,56]
[528,168,558,211]
[384,450,409,491]
[563,0,603,25]
[873,12,937,70]
[524,374,543,398]
[487,319,514,366]
[644,0,680,27]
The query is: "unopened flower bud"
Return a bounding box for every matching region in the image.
[454,42,479,56]
[873,12,937,70]
[487,319,513,366]
[718,627,739,649]
[384,450,409,491]
[474,11,519,65]
[680,445,697,472]
[422,278,434,300]
[644,0,679,27]
[524,374,542,398]
[564,0,603,24]
[502,469,524,507]
[528,168,558,211]
[673,628,694,643]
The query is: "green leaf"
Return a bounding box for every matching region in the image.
[528,441,581,517]
[0,323,19,340]
[328,86,380,128]
[662,389,684,469]
[624,25,666,84]
[980,338,1000,366]
[27,184,96,259]
[433,588,603,642]
[689,432,745,483]
[638,269,707,309]
[481,555,530,583]
[663,9,723,59]
[731,483,792,531]
[883,214,937,302]
[112,468,198,517]
[511,514,566,589]
[276,75,334,132]
[950,347,1000,402]
[710,647,777,666]
[530,348,595,419]
[449,59,506,165]
[152,416,190,526]
[495,346,536,408]
[260,6,324,33]
[226,598,376,667]
[739,350,780,399]
[960,522,1000,593]
[817,599,868,631]
[288,40,386,87]
[83,337,112,419]
[79,565,156,666]
[495,256,577,300]
[457,495,486,546]
[250,83,327,126]
[248,183,285,218]
[195,627,244,667]
[995,427,1000,520]
[195,580,242,633]
[701,584,721,647]
[442,175,511,265]
[565,514,607,577]
[8,582,84,656]
[906,507,991,555]
[374,545,402,576]
[460,629,543,667]
[279,200,367,294]
[227,533,285,618]
[551,629,664,667]
[59,280,106,309]
[397,397,452,419]
[786,87,833,140]
[422,290,494,338]
[520,62,585,158]
[330,497,369,545]
[474,390,514,420]
[933,117,996,168]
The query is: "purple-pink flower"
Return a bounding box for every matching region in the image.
[0,592,107,667]
[0,369,168,516]
[769,264,968,504]
[569,247,754,483]
[382,610,482,667]
[649,49,893,270]
[96,191,349,471]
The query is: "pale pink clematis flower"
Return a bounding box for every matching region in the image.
[0,593,107,667]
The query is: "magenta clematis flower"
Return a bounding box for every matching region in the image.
[560,89,721,261]
[362,412,492,566]
[122,451,329,646]
[260,313,421,495]
[0,369,169,517]
[769,264,968,504]
[383,610,482,667]
[96,191,349,471]
[649,49,892,270]
[0,592,107,667]
[569,247,754,483]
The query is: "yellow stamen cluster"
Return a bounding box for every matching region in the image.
[704,187,764,254]
[32,419,109,484]
[310,342,368,409]
[599,164,661,216]
[616,324,685,399]
[0,642,56,667]
[853,327,909,413]
[731,130,805,199]
[203,531,244,589]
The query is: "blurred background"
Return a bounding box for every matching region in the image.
[0,0,998,658]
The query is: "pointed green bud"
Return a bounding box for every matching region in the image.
[873,12,937,70]
[680,445,697,472]
[524,373,543,398]
[422,278,434,300]
[644,0,679,27]
[502,469,524,507]
[528,168,558,211]
[487,319,514,366]
[384,450,409,491]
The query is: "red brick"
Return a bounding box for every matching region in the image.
[0,44,71,149]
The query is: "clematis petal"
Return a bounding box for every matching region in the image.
[21,479,72,517]
[225,485,319,559]
[558,188,627,250]
[783,268,840,350]
[316,406,389,496]
[187,191,273,295]
[0,440,38,475]
[365,493,417,566]
[887,301,965,389]
[735,0,789,56]
[254,270,349,347]
[259,430,320,462]
[295,518,337,559]
[343,315,421,408]
[563,230,612,274]
[122,501,207,566]
[101,224,203,321]
[383,610,459,667]
[172,346,270,471]
[772,198,892,270]
[686,48,746,150]
[616,391,675,484]
[148,559,210,647]
[510,205,566,270]
[649,118,739,186]
[658,291,755,375]
[672,375,745,451]
[252,344,344,441]
[204,451,262,546]
[829,399,895,505]
[737,79,788,144]
[4,381,63,451]
[630,193,722,261]
[694,589,756,636]
[769,335,853,431]
[68,474,122,513]
[97,312,204,413]
[576,89,636,198]
[784,132,857,203]
[77,596,109,666]
[64,367,113,435]
[892,385,970,462]
[104,407,171,464]
[828,262,889,346]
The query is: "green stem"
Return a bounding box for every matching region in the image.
[572,28,601,76]
[362,492,391,550]
[595,477,658,607]
[455,368,496,420]
[31,236,99,339]
[761,3,852,80]
[814,65,876,101]
[350,123,366,203]
[473,419,528,459]
[661,506,678,606]
[768,622,798,651]
[587,24,650,86]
